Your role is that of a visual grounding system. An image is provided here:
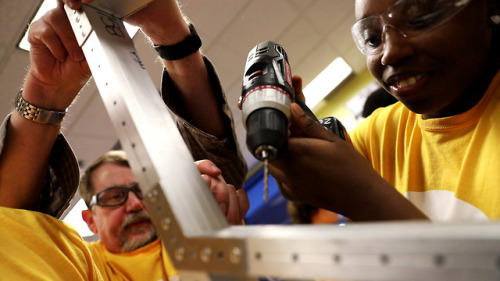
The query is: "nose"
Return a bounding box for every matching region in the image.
[380,24,415,66]
[124,190,144,212]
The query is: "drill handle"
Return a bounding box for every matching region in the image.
[319,117,352,144]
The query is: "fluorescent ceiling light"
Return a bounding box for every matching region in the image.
[18,0,139,51]
[303,57,352,109]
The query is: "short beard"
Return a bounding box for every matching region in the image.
[119,210,157,252]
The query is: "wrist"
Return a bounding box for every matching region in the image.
[126,0,189,44]
[22,75,77,111]
[13,89,67,126]
[143,22,191,46]
[154,23,202,61]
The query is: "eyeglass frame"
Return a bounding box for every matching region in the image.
[87,182,143,208]
[351,0,472,56]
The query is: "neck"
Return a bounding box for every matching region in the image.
[422,62,499,119]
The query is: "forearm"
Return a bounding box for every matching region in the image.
[128,0,225,137]
[162,56,248,189]
[334,177,429,222]
[0,113,59,210]
[277,167,428,222]
[163,55,224,137]
[0,83,80,216]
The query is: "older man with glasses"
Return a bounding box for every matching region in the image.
[0,0,249,278]
[79,150,248,280]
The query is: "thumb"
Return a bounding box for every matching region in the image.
[292,75,305,103]
[195,160,222,177]
[290,103,337,141]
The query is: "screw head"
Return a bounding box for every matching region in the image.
[175,247,185,261]
[229,247,242,264]
[200,248,212,263]
[160,217,171,231]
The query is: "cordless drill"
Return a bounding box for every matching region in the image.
[240,41,295,162]
[240,41,350,201]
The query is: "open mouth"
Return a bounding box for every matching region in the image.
[392,74,425,88]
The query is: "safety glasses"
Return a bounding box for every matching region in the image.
[351,0,471,55]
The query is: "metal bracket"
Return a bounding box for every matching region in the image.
[65,1,500,280]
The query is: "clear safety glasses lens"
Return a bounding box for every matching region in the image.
[351,0,471,55]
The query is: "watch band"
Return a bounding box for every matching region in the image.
[14,89,67,125]
[154,23,202,60]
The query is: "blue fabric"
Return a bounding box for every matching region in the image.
[243,167,291,225]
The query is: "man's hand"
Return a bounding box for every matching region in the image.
[23,1,91,111]
[196,160,249,225]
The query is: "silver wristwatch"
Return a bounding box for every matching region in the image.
[14,89,67,125]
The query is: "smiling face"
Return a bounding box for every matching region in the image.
[82,163,157,253]
[355,0,496,119]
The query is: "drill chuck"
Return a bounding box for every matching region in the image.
[245,107,287,161]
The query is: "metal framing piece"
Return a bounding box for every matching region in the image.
[65,2,500,280]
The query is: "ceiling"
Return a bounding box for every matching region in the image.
[0,0,367,172]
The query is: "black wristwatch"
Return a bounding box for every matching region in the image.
[154,24,202,60]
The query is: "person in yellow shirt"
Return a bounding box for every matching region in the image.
[0,0,248,279]
[0,149,245,281]
[79,151,248,281]
[269,0,500,221]
[0,206,104,280]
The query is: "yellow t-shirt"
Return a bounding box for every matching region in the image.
[86,238,178,281]
[351,71,500,222]
[0,206,103,280]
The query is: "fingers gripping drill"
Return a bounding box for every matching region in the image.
[239,41,349,202]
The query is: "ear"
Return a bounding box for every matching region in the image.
[82,210,98,234]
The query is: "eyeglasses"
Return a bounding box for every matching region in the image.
[351,0,471,56]
[88,182,143,208]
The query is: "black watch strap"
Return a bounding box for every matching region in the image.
[154,24,202,61]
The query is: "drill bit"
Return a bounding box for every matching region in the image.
[263,157,269,203]
[260,150,269,203]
